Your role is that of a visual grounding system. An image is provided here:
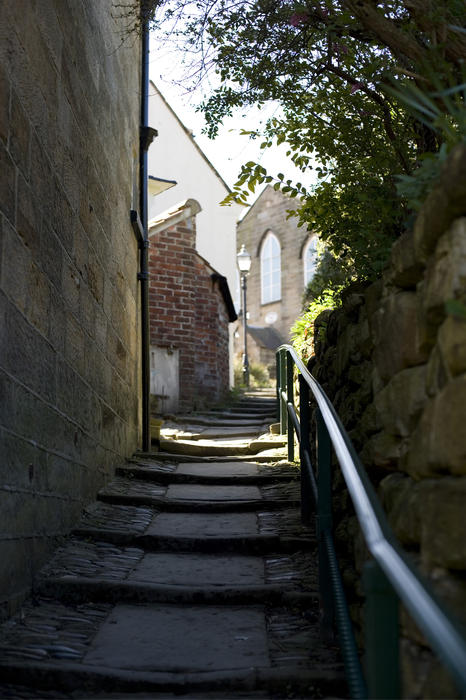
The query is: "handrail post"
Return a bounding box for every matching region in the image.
[363,560,400,699]
[317,406,334,637]
[279,348,287,435]
[299,374,312,523]
[275,352,280,422]
[286,351,294,461]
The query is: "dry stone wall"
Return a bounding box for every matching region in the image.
[309,145,466,698]
[0,1,141,618]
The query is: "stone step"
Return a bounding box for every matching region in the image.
[186,413,275,425]
[83,692,275,699]
[0,594,345,696]
[0,391,347,700]
[96,494,299,513]
[239,400,276,407]
[39,578,318,608]
[198,397,276,408]
[37,539,317,603]
[137,452,289,464]
[207,408,276,417]
[168,415,273,427]
[117,459,299,485]
[157,436,287,458]
[235,407,276,415]
[237,395,276,402]
[72,529,313,555]
[0,659,346,698]
[160,425,273,441]
[71,503,314,554]
[96,477,301,512]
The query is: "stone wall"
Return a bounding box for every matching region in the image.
[0,1,141,618]
[236,185,310,369]
[309,145,466,697]
[149,211,233,412]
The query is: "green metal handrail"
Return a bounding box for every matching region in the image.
[277,344,466,699]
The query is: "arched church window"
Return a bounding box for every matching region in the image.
[261,232,281,304]
[303,236,318,286]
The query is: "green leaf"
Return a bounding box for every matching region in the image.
[166,0,465,284]
[445,299,466,319]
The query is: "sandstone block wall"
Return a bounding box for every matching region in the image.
[149,216,231,411]
[0,0,141,618]
[236,185,310,368]
[309,144,466,698]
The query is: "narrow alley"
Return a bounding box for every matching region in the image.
[0,390,345,699]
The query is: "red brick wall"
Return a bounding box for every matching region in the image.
[148,216,230,411]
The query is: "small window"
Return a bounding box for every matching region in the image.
[304,237,318,286]
[261,232,281,304]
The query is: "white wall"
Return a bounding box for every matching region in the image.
[150,347,179,413]
[148,83,241,385]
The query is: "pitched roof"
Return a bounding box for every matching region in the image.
[150,81,232,195]
[238,184,300,227]
[147,198,237,322]
[237,185,279,226]
[246,324,285,350]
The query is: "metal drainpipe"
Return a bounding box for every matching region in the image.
[139,5,151,452]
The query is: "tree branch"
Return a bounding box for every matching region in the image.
[328,63,412,174]
[342,0,426,66]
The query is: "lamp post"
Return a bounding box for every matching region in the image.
[237,244,252,388]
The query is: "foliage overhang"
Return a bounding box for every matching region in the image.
[120,0,466,282]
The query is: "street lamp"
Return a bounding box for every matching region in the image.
[237,244,252,388]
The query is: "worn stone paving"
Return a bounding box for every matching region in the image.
[40,541,146,581]
[161,423,273,440]
[0,598,111,662]
[119,460,299,483]
[0,390,345,699]
[74,502,156,537]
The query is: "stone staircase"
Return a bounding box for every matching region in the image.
[0,390,346,699]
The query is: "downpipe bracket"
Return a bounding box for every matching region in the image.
[140,125,158,151]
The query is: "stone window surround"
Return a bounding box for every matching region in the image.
[303,235,319,286]
[260,230,281,305]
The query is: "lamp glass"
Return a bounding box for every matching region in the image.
[237,244,251,273]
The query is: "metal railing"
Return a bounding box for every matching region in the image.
[277,344,466,699]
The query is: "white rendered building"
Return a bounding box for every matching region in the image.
[147,82,241,386]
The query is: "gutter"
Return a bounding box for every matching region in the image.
[131,3,157,452]
[148,198,202,235]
